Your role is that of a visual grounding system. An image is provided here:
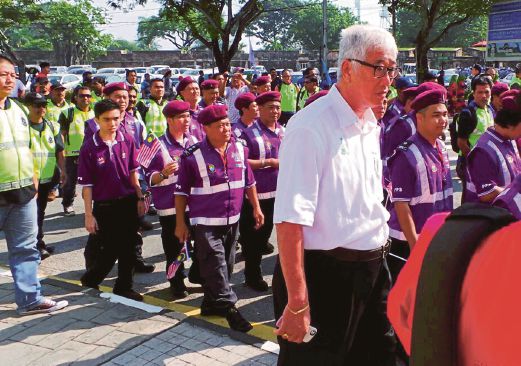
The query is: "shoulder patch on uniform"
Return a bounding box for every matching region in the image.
[397,141,413,151]
[182,142,201,158]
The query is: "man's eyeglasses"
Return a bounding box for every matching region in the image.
[78,94,92,98]
[348,59,401,79]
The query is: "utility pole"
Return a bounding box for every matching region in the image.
[322,0,328,76]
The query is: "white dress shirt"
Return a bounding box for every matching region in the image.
[273,85,389,250]
[225,85,249,123]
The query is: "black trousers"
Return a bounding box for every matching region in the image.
[62,156,78,208]
[159,214,189,285]
[195,223,239,312]
[239,197,274,281]
[388,238,410,285]
[36,181,54,246]
[273,250,397,366]
[81,194,139,291]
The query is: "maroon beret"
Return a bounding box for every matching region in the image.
[176,76,197,93]
[405,82,445,102]
[163,100,191,118]
[254,76,271,86]
[411,89,447,112]
[304,90,328,107]
[501,96,521,113]
[103,82,128,96]
[500,89,520,99]
[402,86,418,101]
[234,92,256,111]
[491,82,509,96]
[255,91,281,105]
[200,79,219,90]
[198,104,229,125]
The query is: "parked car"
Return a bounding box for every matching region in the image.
[50,66,68,74]
[96,67,126,75]
[500,72,515,84]
[442,72,458,87]
[91,73,125,84]
[150,65,170,73]
[68,68,93,75]
[133,67,154,75]
[47,74,82,90]
[68,65,93,72]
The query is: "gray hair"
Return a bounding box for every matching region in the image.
[337,25,398,79]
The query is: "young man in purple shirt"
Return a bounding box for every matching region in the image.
[232,92,258,139]
[465,91,521,203]
[142,100,198,298]
[387,88,454,281]
[174,104,264,332]
[78,100,146,301]
[240,91,284,291]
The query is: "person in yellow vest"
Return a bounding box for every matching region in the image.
[296,75,320,111]
[24,92,66,260]
[0,54,68,315]
[58,85,95,216]
[136,78,167,136]
[88,77,104,106]
[46,81,70,127]
[275,69,299,126]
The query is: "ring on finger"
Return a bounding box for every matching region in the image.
[282,333,289,339]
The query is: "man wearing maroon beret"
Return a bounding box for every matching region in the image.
[491,82,510,113]
[254,76,271,95]
[174,104,264,332]
[239,91,283,291]
[232,92,258,139]
[199,79,222,108]
[177,76,205,142]
[387,88,454,281]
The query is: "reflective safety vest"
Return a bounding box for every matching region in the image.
[29,120,59,184]
[143,99,167,137]
[63,107,95,157]
[45,99,70,128]
[279,83,298,113]
[0,99,34,192]
[468,106,494,148]
[90,93,103,108]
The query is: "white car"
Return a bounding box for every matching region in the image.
[68,64,93,72]
[96,67,126,75]
[47,74,82,90]
[50,66,68,74]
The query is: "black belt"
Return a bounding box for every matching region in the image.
[95,194,136,206]
[323,240,391,262]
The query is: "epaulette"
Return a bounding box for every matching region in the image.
[397,140,413,151]
[182,142,201,158]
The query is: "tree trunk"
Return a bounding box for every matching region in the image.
[415,27,430,83]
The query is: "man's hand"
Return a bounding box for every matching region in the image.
[175,221,190,243]
[162,161,178,177]
[267,158,279,169]
[274,305,311,343]
[85,214,98,234]
[253,207,264,229]
[137,200,146,217]
[60,172,67,187]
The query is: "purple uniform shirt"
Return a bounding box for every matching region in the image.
[232,119,252,140]
[388,133,453,240]
[465,127,521,203]
[493,174,521,220]
[189,106,205,142]
[381,98,404,128]
[175,138,255,226]
[78,131,139,201]
[241,120,284,199]
[84,112,145,149]
[143,132,198,215]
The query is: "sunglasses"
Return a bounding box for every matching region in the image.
[78,94,92,98]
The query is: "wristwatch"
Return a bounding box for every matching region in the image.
[159,172,168,180]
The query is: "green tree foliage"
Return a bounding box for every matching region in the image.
[108,39,157,51]
[380,0,498,82]
[249,1,357,51]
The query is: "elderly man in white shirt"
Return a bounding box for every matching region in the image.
[273,25,400,365]
[225,73,250,123]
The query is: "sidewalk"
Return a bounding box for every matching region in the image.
[0,271,278,366]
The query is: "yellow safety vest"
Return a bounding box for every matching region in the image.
[46,99,70,129]
[143,99,167,137]
[29,120,58,184]
[63,107,95,157]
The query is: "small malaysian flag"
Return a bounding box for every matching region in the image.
[137,133,161,168]
[166,243,190,280]
[143,191,153,213]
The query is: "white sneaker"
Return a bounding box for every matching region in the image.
[63,206,75,216]
[18,298,69,316]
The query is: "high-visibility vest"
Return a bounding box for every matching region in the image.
[143,99,167,137]
[0,99,34,192]
[46,99,70,128]
[63,107,94,157]
[29,120,58,184]
[279,83,298,113]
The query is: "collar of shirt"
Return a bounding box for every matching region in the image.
[255,119,282,136]
[486,126,510,144]
[328,85,377,133]
[93,130,125,147]
[0,98,12,110]
[164,130,191,148]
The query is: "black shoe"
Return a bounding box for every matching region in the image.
[188,270,203,285]
[200,306,228,317]
[139,218,153,231]
[245,278,269,292]
[226,307,253,333]
[38,247,51,260]
[170,281,189,299]
[261,242,275,255]
[135,261,155,273]
[147,206,157,216]
[113,288,144,302]
[80,278,99,290]
[45,246,55,254]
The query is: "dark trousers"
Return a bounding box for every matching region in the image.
[159,214,188,285]
[279,111,295,127]
[273,250,397,366]
[388,238,410,285]
[36,181,54,246]
[195,223,239,312]
[81,195,139,291]
[239,197,274,282]
[62,156,78,208]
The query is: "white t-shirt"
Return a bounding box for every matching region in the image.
[273,85,389,250]
[225,85,249,123]
[9,79,26,98]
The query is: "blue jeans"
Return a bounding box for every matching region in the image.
[0,198,42,310]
